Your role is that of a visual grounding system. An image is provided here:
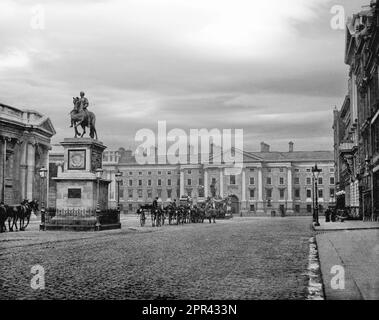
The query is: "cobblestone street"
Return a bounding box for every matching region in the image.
[0,216,312,300]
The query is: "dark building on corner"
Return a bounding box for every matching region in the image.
[333,0,379,220]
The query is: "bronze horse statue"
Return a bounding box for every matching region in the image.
[70,97,98,139]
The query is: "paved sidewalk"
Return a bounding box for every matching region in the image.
[314,220,379,232]
[316,229,379,300]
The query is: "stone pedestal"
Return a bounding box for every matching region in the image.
[45,138,121,231]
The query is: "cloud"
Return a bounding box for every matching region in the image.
[0,0,369,152]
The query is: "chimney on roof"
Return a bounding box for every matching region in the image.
[289,141,294,153]
[260,142,270,152]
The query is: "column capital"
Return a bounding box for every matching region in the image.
[0,135,13,143]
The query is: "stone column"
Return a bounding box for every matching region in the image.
[204,170,208,198]
[40,147,49,208]
[1,137,5,203]
[287,167,293,201]
[241,168,247,215]
[219,168,224,197]
[257,166,264,213]
[19,141,27,200]
[26,143,35,200]
[180,170,184,196]
[287,166,294,214]
[241,169,246,201]
[258,167,263,201]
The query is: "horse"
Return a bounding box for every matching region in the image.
[151,208,157,227]
[191,206,203,223]
[70,97,98,139]
[136,207,146,227]
[160,208,165,226]
[151,207,162,227]
[6,204,20,231]
[205,204,216,224]
[19,200,39,231]
[185,207,192,223]
[176,207,183,225]
[166,206,174,225]
[198,205,205,223]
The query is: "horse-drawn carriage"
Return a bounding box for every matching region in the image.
[136,202,166,227]
[135,195,233,228]
[203,196,233,223]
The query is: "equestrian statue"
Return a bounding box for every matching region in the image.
[70,91,98,139]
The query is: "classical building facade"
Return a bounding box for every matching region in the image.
[98,142,334,216]
[334,1,379,220]
[0,103,56,204]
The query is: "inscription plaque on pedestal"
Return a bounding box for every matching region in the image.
[68,188,81,199]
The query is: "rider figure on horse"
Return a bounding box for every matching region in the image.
[70,91,89,127]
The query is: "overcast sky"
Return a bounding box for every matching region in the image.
[0,0,369,152]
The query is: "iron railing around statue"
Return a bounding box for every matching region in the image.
[97,209,120,225]
[43,207,57,224]
[41,207,120,226]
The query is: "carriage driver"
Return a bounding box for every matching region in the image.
[152,197,158,209]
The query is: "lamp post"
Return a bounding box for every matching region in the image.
[115,169,123,211]
[39,167,47,230]
[312,175,315,222]
[95,168,103,230]
[96,168,103,211]
[312,164,322,226]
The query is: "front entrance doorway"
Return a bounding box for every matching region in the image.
[230,195,239,215]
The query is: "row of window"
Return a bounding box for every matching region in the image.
[244,167,334,173]
[121,189,177,199]
[126,170,176,176]
[120,186,335,201]
[125,169,204,176]
[248,204,327,213]
[120,187,205,200]
[120,175,335,188]
[262,188,335,199]
[123,178,205,187]
[264,176,335,186]
[118,167,335,176]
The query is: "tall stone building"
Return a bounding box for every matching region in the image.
[100,142,334,216]
[334,1,379,220]
[0,103,56,204]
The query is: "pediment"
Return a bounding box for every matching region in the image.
[37,117,56,137]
